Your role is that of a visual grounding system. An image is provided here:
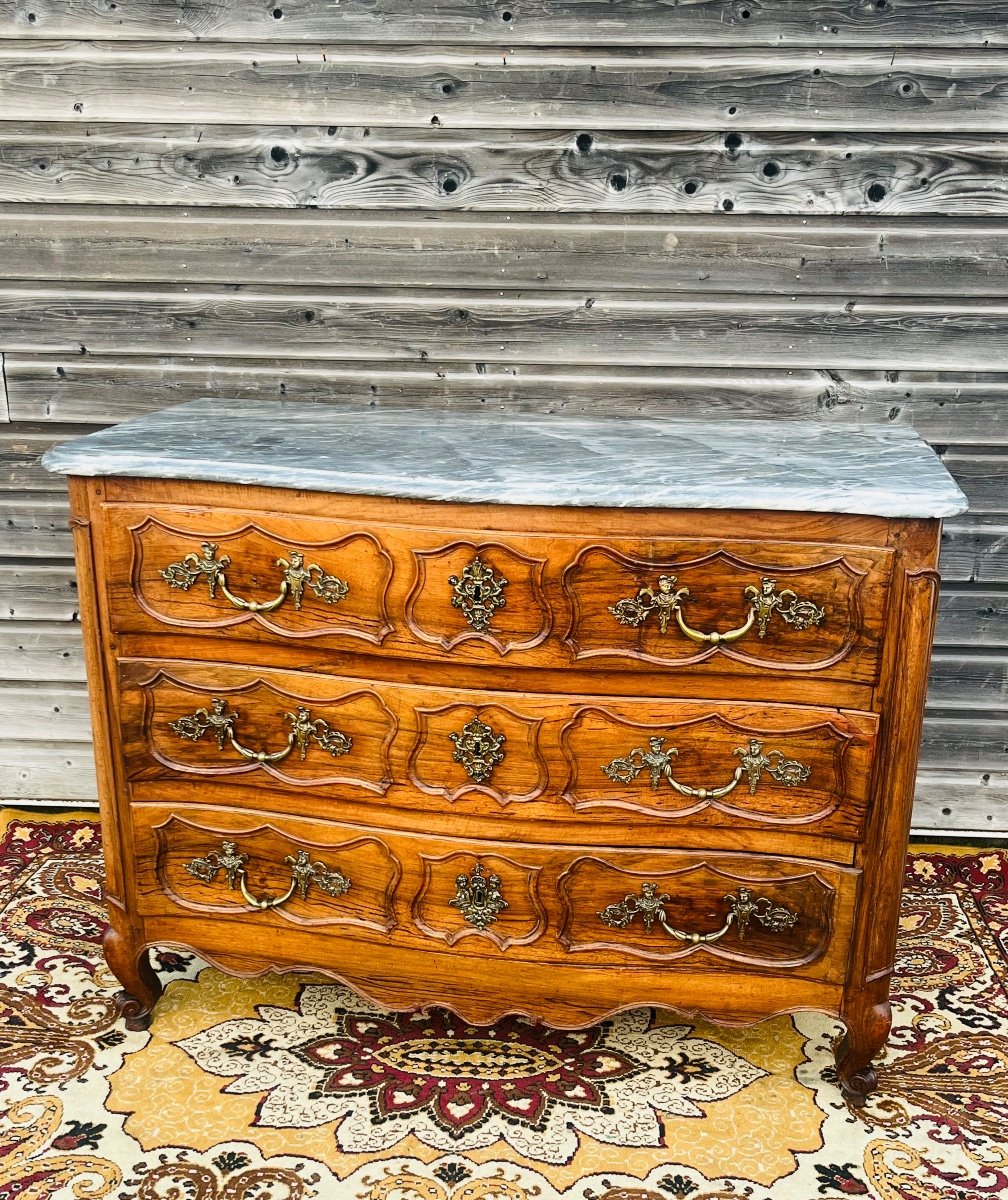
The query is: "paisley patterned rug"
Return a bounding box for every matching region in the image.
[1,811,1006,1200]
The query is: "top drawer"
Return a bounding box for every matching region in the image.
[97,501,893,688]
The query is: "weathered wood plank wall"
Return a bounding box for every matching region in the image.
[1,0,1005,833]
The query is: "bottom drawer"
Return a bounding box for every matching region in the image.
[127,805,859,1017]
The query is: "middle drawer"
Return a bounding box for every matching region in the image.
[118,659,878,844]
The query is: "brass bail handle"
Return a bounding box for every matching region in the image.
[602,736,811,801]
[184,840,351,911]
[608,574,825,644]
[598,881,799,944]
[169,698,352,765]
[675,601,754,645]
[160,541,349,613]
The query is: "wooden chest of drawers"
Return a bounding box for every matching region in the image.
[43,402,967,1105]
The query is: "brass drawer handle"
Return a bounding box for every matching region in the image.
[598,882,798,945]
[161,541,349,613]
[170,698,352,764]
[185,839,351,911]
[602,736,810,801]
[608,574,825,644]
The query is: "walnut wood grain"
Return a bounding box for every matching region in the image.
[407,701,548,806]
[564,542,888,683]
[103,907,163,1033]
[411,850,547,951]
[404,539,552,655]
[134,914,846,1029]
[560,704,875,835]
[130,668,397,794]
[123,512,394,645]
[67,478,157,1033]
[66,482,127,900]
[840,521,942,1103]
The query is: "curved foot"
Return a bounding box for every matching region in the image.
[115,989,156,1032]
[835,1000,891,1106]
[834,1029,879,1105]
[104,927,163,1031]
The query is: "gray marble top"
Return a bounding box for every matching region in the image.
[41,399,968,518]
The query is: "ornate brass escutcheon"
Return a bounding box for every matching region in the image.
[450,861,509,930]
[170,698,352,764]
[598,881,798,945]
[185,839,351,911]
[448,715,506,784]
[161,541,349,613]
[602,735,810,801]
[448,555,508,632]
[608,573,825,644]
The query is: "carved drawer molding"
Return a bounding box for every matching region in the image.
[406,702,548,805]
[404,540,552,655]
[126,514,394,644]
[560,706,873,835]
[151,814,401,932]
[556,856,850,977]
[128,668,397,794]
[412,851,547,950]
[562,544,885,682]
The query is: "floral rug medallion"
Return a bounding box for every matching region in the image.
[173,986,766,1162]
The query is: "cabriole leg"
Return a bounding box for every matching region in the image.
[103,925,163,1031]
[835,997,892,1105]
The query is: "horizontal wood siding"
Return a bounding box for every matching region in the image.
[1,2,1005,832]
[3,285,1008,371]
[4,357,1007,442]
[4,47,1008,133]
[4,209,1008,293]
[4,129,1008,216]
[2,1,1006,45]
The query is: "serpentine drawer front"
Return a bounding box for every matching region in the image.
[130,806,857,987]
[116,658,879,843]
[98,500,892,690]
[42,402,967,1106]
